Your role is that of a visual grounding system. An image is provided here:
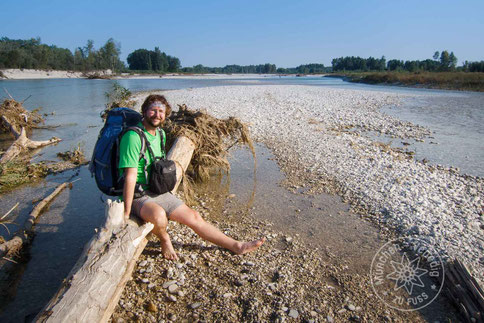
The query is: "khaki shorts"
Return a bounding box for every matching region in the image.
[131,191,184,219]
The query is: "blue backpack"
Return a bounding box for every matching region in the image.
[90,107,146,196]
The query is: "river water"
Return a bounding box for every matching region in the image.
[0,76,482,321]
[1,77,482,176]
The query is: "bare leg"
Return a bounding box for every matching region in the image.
[139,202,178,260]
[169,205,265,254]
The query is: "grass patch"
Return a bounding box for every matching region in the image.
[0,161,49,194]
[57,144,86,165]
[333,71,484,92]
[102,82,136,118]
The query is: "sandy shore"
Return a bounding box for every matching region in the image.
[110,85,484,321]
[0,69,279,80]
[0,69,85,79]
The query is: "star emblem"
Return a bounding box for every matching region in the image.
[386,253,428,295]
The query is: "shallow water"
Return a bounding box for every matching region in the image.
[381,92,484,177]
[1,77,482,176]
[222,145,386,265]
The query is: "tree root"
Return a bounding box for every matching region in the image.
[0,116,61,164]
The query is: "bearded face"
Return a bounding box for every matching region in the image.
[144,103,166,128]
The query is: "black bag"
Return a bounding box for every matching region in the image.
[143,129,177,194]
[149,157,177,194]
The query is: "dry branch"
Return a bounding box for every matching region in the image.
[0,182,68,258]
[0,116,61,163]
[1,202,19,221]
[166,104,255,182]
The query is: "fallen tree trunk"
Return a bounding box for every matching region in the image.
[0,182,68,258]
[439,259,484,322]
[35,136,195,323]
[0,116,61,164]
[167,136,196,193]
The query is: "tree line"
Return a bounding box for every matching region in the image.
[1,37,483,74]
[0,37,125,72]
[332,50,484,73]
[178,63,330,74]
[180,63,277,74]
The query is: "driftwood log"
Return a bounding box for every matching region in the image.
[0,116,61,163]
[167,136,196,193]
[35,136,195,323]
[0,182,68,258]
[439,259,484,323]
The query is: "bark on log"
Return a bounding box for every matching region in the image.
[35,136,195,323]
[441,259,484,323]
[0,116,61,163]
[167,136,195,193]
[0,182,68,258]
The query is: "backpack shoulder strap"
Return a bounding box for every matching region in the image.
[122,126,151,184]
[158,128,166,157]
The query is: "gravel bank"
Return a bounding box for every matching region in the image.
[115,85,483,321]
[113,194,428,322]
[159,85,483,281]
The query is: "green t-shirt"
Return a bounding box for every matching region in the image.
[118,123,166,188]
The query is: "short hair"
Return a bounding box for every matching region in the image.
[141,94,172,117]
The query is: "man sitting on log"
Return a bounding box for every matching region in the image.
[119,94,265,260]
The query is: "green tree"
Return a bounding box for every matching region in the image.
[99,38,122,72]
[167,56,180,72]
[440,50,451,71]
[127,49,152,70]
[449,52,457,70]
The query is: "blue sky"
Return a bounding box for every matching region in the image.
[1,0,483,67]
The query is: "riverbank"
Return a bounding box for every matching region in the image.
[0,69,85,79]
[0,83,479,321]
[108,84,484,321]
[140,85,483,280]
[0,69,278,80]
[329,71,484,92]
[113,192,430,322]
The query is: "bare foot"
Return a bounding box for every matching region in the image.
[236,237,266,255]
[160,238,178,260]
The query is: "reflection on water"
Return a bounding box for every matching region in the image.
[0,167,106,322]
[203,144,386,271]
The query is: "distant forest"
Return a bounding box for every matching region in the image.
[332,51,484,73]
[1,37,483,74]
[0,37,125,72]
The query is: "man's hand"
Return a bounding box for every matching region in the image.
[124,211,130,222]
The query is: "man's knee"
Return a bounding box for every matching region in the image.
[184,209,204,228]
[141,204,168,229]
[153,208,168,228]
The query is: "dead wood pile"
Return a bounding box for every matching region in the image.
[0,99,44,134]
[165,104,255,182]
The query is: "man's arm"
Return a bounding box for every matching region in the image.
[123,167,138,220]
